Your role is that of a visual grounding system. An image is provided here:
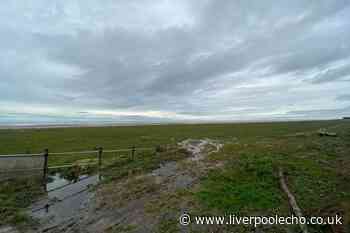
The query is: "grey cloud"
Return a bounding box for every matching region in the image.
[287,105,350,119]
[337,95,350,101]
[312,63,350,83]
[1,0,350,123]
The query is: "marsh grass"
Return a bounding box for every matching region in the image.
[197,154,285,214]
[1,120,349,232]
[196,121,350,232]
[0,121,340,156]
[0,178,43,228]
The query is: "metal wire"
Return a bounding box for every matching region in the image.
[0,167,44,173]
[103,147,153,153]
[0,153,43,158]
[49,150,98,156]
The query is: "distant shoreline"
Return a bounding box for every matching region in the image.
[0,118,340,130]
[0,122,164,129]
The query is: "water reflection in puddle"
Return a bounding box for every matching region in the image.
[29,173,100,227]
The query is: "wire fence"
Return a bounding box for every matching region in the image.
[0,146,158,216]
[0,146,156,183]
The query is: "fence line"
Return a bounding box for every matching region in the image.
[0,147,155,158]
[0,146,156,182]
[0,146,157,214]
[0,147,153,158]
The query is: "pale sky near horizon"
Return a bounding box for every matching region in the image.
[1,0,350,124]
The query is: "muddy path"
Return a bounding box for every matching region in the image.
[34,139,223,233]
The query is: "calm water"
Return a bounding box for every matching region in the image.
[29,173,100,228]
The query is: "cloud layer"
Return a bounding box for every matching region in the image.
[1,0,350,124]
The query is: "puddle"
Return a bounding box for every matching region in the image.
[151,161,177,178]
[173,174,195,188]
[29,173,100,228]
[150,161,177,185]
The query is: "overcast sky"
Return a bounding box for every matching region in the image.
[1,0,350,125]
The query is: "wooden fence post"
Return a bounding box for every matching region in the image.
[131,146,136,160]
[97,147,103,181]
[43,149,49,191]
[98,147,103,170]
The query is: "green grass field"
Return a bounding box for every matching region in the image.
[0,120,341,154]
[0,120,349,232]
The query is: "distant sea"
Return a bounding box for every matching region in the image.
[0,118,339,129]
